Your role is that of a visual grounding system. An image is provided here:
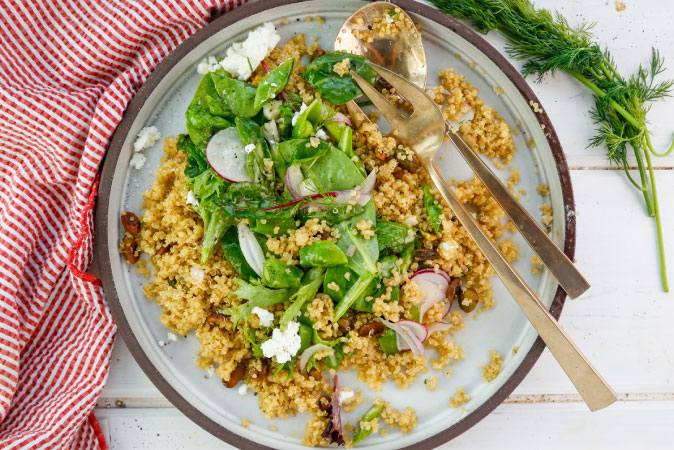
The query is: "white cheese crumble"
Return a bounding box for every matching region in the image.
[315,128,329,140]
[158,340,167,347]
[186,190,199,207]
[219,22,280,81]
[251,307,274,327]
[260,321,302,364]
[167,332,178,342]
[403,215,418,227]
[129,153,146,170]
[339,389,354,404]
[134,126,160,152]
[197,56,220,74]
[244,143,256,154]
[238,383,249,396]
[206,366,215,378]
[291,103,308,126]
[190,266,205,282]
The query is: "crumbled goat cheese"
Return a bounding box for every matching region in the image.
[252,307,275,327]
[186,190,199,207]
[260,321,302,364]
[244,143,256,153]
[190,266,205,282]
[206,366,215,378]
[197,56,220,74]
[238,383,249,396]
[167,332,178,342]
[219,22,280,81]
[403,215,418,226]
[339,389,354,404]
[291,103,308,126]
[129,153,146,170]
[134,126,160,152]
[315,128,329,140]
[158,340,167,347]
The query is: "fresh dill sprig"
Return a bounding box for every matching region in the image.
[430,0,672,291]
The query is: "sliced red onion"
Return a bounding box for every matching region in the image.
[261,119,279,144]
[259,192,337,212]
[237,221,264,278]
[346,245,355,257]
[427,321,452,335]
[411,269,451,321]
[300,179,319,197]
[326,112,352,127]
[299,344,336,372]
[331,169,376,206]
[397,320,428,342]
[379,318,425,355]
[284,164,304,200]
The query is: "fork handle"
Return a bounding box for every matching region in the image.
[446,128,590,299]
[427,162,616,412]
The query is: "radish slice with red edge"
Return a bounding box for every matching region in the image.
[412,268,451,283]
[299,344,336,372]
[411,269,450,321]
[237,221,264,278]
[441,300,451,318]
[427,321,452,335]
[206,127,252,183]
[284,164,304,200]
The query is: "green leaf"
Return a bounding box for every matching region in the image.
[201,209,234,264]
[299,240,348,267]
[323,265,354,302]
[223,279,291,329]
[291,98,335,139]
[302,52,377,105]
[423,184,443,234]
[301,146,365,192]
[278,139,330,165]
[376,220,415,255]
[280,267,326,327]
[212,73,259,117]
[185,73,233,149]
[334,274,376,320]
[221,227,258,281]
[263,258,303,289]
[335,200,379,276]
[254,58,295,110]
[250,217,296,236]
[352,403,385,445]
[176,133,209,178]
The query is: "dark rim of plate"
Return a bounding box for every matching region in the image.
[94,0,575,448]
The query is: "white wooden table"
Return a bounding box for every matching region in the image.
[97,1,674,448]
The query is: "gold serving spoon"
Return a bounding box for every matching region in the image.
[335,2,590,300]
[350,62,616,412]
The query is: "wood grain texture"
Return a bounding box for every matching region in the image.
[101,0,674,447]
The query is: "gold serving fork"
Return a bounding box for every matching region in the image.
[350,63,616,412]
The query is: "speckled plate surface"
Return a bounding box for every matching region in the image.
[94,1,575,448]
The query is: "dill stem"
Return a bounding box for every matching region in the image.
[633,144,655,216]
[642,145,669,292]
[565,69,641,129]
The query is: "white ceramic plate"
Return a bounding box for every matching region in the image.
[95,1,575,448]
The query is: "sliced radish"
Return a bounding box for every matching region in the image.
[441,301,451,318]
[427,321,452,335]
[284,164,304,199]
[237,221,264,277]
[206,128,252,182]
[397,320,428,342]
[299,344,336,372]
[412,268,451,284]
[411,270,450,321]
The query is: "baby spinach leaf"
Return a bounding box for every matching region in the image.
[323,265,353,302]
[376,220,414,255]
[212,73,259,118]
[223,279,291,329]
[250,217,296,236]
[299,240,348,267]
[221,227,258,281]
[333,273,376,320]
[176,133,209,178]
[335,200,379,276]
[280,267,326,327]
[185,74,232,148]
[423,183,443,234]
[263,258,303,289]
[254,58,294,110]
[301,146,364,191]
[278,139,330,165]
[303,52,377,105]
[291,98,335,139]
[377,329,398,355]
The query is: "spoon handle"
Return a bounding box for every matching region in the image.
[446,127,590,299]
[427,162,617,412]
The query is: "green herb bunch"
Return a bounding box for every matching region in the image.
[430,0,673,291]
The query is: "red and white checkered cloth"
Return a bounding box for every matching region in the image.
[0,1,244,448]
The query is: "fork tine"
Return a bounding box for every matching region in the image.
[368,63,441,116]
[350,70,407,128]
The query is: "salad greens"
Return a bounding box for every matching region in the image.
[177,49,421,379]
[423,184,443,234]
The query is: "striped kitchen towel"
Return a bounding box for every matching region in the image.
[0,1,244,448]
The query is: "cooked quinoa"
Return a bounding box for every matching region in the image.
[133,28,523,446]
[478,350,504,382]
